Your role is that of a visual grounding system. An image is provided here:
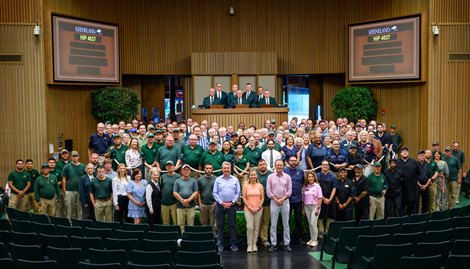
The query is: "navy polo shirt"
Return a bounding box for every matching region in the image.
[88,133,111,155]
[284,167,304,203]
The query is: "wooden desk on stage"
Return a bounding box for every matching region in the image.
[191,107,289,128]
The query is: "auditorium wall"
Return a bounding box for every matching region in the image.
[0,0,468,182]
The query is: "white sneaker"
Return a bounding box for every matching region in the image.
[247,245,252,253]
[310,241,318,247]
[306,240,313,246]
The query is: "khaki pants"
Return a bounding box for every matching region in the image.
[245,209,263,248]
[428,182,437,212]
[318,218,334,234]
[199,203,216,231]
[39,198,56,216]
[9,193,29,212]
[27,192,40,213]
[64,191,82,219]
[369,196,385,220]
[447,181,459,209]
[94,199,113,222]
[259,205,270,243]
[177,207,196,233]
[161,204,177,225]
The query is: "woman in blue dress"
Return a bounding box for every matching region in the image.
[127,168,148,224]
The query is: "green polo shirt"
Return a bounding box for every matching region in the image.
[243,146,262,166]
[161,172,180,205]
[367,173,388,196]
[182,145,204,169]
[199,150,224,176]
[89,177,113,199]
[50,168,62,182]
[61,162,86,192]
[56,160,70,172]
[156,146,181,168]
[445,155,461,181]
[26,169,40,193]
[257,170,273,206]
[452,150,466,166]
[141,143,159,165]
[35,174,61,201]
[173,177,198,208]
[8,170,31,192]
[234,155,249,170]
[198,175,216,205]
[106,144,128,170]
[428,160,438,175]
[137,136,148,148]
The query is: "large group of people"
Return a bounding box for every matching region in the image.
[5,113,468,254]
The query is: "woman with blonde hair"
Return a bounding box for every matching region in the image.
[302,171,323,247]
[242,170,264,253]
[112,163,131,223]
[125,137,142,174]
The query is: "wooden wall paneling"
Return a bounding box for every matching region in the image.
[0,0,39,23]
[0,24,46,184]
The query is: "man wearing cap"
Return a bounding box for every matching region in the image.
[389,124,402,154]
[346,144,363,179]
[431,141,441,157]
[335,168,355,221]
[89,166,113,222]
[47,158,64,217]
[35,163,61,216]
[182,134,204,178]
[141,132,158,181]
[367,162,388,220]
[155,136,182,172]
[199,141,225,177]
[56,149,70,172]
[383,158,403,218]
[173,128,186,150]
[397,147,419,215]
[260,132,282,152]
[445,147,462,208]
[61,151,86,219]
[105,134,128,171]
[88,122,111,162]
[160,160,180,225]
[154,129,165,147]
[352,164,370,223]
[213,162,241,253]
[103,159,117,179]
[7,159,31,211]
[173,164,198,233]
[424,150,439,212]
[25,159,40,213]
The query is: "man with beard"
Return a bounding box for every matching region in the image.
[445,147,462,208]
[368,163,388,220]
[155,136,182,172]
[8,159,31,211]
[327,140,348,173]
[317,160,338,234]
[35,163,61,216]
[347,144,364,179]
[198,163,217,232]
[352,164,370,223]
[25,159,40,213]
[424,150,439,212]
[383,159,403,218]
[105,134,128,171]
[335,168,354,221]
[199,141,225,177]
[182,134,204,178]
[284,156,305,245]
[415,150,433,213]
[256,159,273,247]
[397,147,419,215]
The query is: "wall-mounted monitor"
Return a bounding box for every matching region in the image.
[52,15,119,83]
[349,15,420,82]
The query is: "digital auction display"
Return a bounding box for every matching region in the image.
[52,15,119,83]
[349,15,420,82]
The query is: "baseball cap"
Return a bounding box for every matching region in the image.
[271,119,276,123]
[339,167,347,172]
[41,163,50,169]
[130,128,137,133]
[354,164,364,169]
[146,132,155,138]
[71,151,79,156]
[155,129,163,134]
[181,164,191,169]
[113,134,121,138]
[389,158,398,163]
[148,124,155,130]
[209,141,217,145]
[172,128,180,132]
[400,147,409,152]
[60,149,69,154]
[445,147,451,151]
[391,124,397,129]
[165,160,174,165]
[418,150,426,155]
[374,162,382,167]
[231,132,238,137]
[432,141,440,146]
[349,144,357,149]
[268,131,275,136]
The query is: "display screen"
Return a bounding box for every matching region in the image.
[349,15,420,82]
[52,15,119,83]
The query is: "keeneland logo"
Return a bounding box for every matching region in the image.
[75,26,103,35]
[368,25,399,35]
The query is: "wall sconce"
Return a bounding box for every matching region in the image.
[229,6,235,16]
[33,25,41,37]
[432,25,439,36]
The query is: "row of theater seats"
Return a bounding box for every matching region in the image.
[319,206,470,269]
[1,208,222,269]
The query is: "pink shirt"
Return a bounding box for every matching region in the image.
[243,183,264,211]
[266,172,292,200]
[302,183,323,206]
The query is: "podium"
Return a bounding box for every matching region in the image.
[209,105,224,109]
[235,104,249,109]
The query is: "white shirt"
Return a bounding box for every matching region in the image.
[125,149,142,169]
[261,149,282,170]
[112,176,130,206]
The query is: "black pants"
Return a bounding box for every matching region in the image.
[400,200,417,216]
[416,189,429,213]
[385,196,402,218]
[82,201,95,221]
[146,204,162,227]
[336,209,353,221]
[114,195,131,223]
[290,201,303,242]
[355,205,370,224]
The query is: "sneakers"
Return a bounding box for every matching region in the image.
[285,245,292,252]
[268,245,276,252]
[252,245,258,252]
[309,240,318,247]
[247,245,253,253]
[230,245,239,252]
[262,241,271,247]
[306,240,313,246]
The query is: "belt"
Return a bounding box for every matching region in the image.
[95,198,110,202]
[370,194,382,198]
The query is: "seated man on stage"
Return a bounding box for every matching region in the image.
[202,88,221,108]
[258,90,279,107]
[229,89,249,108]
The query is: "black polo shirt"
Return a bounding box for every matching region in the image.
[417,161,432,185]
[336,178,355,211]
[397,157,419,202]
[353,175,369,208]
[383,168,402,198]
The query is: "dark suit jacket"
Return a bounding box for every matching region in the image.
[255,94,264,106]
[79,174,93,205]
[340,140,358,152]
[215,91,228,107]
[229,97,248,108]
[227,92,238,107]
[243,91,257,107]
[258,97,279,107]
[202,96,221,108]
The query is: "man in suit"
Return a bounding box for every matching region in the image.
[215,83,229,107]
[202,88,221,108]
[340,130,359,152]
[227,84,239,108]
[243,83,257,107]
[256,86,265,106]
[258,90,279,107]
[230,90,248,107]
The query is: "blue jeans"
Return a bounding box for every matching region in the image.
[216,203,237,248]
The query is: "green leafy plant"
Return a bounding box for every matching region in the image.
[331,86,377,123]
[91,86,140,123]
